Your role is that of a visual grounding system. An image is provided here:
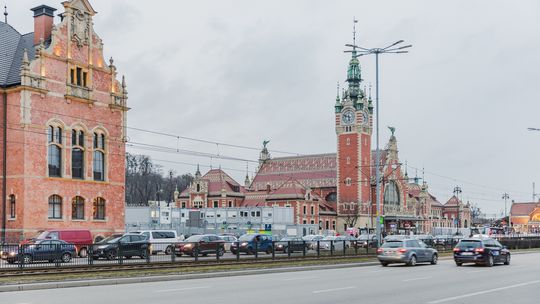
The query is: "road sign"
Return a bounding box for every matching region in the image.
[380,217,384,224]
[264,224,272,231]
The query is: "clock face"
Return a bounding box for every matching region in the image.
[342,110,355,125]
[362,111,369,125]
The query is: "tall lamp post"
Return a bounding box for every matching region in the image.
[345,40,412,247]
[453,186,462,235]
[502,193,509,227]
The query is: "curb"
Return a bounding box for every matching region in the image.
[0,261,380,293]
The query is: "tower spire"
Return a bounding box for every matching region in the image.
[3,5,7,23]
[344,18,362,101]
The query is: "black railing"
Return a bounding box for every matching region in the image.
[1,237,539,269]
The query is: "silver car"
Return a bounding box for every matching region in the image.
[377,238,438,266]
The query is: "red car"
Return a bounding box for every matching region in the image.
[175,234,225,257]
[23,229,92,257]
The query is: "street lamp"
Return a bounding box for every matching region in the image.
[502,193,509,227]
[527,128,540,131]
[345,40,412,247]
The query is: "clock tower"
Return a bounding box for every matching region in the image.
[335,24,373,230]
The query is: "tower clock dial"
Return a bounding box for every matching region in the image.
[342,110,355,125]
[361,111,369,125]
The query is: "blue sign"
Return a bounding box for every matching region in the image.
[264,224,272,231]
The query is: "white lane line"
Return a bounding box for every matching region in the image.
[403,276,432,282]
[313,286,355,294]
[155,286,210,293]
[283,276,319,281]
[427,280,540,304]
[465,270,486,274]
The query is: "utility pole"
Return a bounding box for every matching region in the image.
[453,186,462,235]
[502,193,509,226]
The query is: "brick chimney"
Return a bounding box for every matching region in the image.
[31,5,57,46]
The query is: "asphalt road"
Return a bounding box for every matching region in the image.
[3,252,539,304]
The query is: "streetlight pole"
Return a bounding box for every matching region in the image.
[345,41,412,247]
[502,193,509,226]
[453,186,462,235]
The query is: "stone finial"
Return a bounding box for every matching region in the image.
[122,75,126,88]
[22,49,30,67]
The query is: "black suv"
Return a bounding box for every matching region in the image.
[92,234,149,260]
[453,237,510,267]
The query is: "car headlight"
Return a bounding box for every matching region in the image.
[9,252,16,256]
[98,245,108,249]
[184,244,193,248]
[241,242,248,247]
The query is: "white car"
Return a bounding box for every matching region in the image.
[132,230,180,255]
[219,235,238,252]
[319,236,348,251]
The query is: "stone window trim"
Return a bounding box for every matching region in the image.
[71,196,85,220]
[69,66,90,88]
[92,129,107,182]
[93,197,106,220]
[47,123,66,178]
[48,194,63,220]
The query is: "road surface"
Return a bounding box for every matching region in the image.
[3,252,539,304]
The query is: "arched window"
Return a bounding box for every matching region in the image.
[9,195,15,219]
[48,195,62,219]
[48,126,63,177]
[196,183,200,192]
[93,132,105,181]
[72,196,85,220]
[72,129,85,179]
[383,181,400,207]
[93,197,106,220]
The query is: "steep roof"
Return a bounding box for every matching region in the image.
[203,168,243,194]
[444,195,461,206]
[510,202,538,216]
[0,21,35,87]
[252,153,337,190]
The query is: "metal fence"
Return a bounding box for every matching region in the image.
[0,240,377,269]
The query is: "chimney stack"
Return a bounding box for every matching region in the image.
[31,5,57,46]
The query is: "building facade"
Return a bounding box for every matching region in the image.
[0,0,128,242]
[510,202,540,233]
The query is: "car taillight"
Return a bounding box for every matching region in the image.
[398,248,407,253]
[376,248,383,254]
[474,248,484,253]
[453,248,460,252]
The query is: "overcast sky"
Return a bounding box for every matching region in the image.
[6,0,540,215]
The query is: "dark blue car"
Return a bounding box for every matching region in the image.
[1,239,76,264]
[230,234,273,255]
[453,237,510,267]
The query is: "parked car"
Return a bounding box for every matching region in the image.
[453,237,510,267]
[26,229,92,257]
[358,234,377,248]
[319,236,348,251]
[302,235,324,249]
[230,234,273,255]
[377,238,438,266]
[275,236,308,253]
[219,235,238,252]
[92,234,149,260]
[175,234,225,257]
[1,239,76,264]
[132,230,180,255]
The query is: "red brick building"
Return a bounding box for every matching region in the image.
[176,26,471,235]
[0,0,128,242]
[510,202,540,233]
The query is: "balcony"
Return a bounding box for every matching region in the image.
[66,84,93,104]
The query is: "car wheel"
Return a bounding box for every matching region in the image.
[407,255,417,266]
[165,246,173,255]
[246,247,253,255]
[61,253,72,263]
[486,254,494,267]
[504,254,511,265]
[381,262,388,267]
[265,247,272,254]
[431,254,438,265]
[106,250,117,260]
[218,247,225,257]
[455,261,462,266]
[78,247,88,258]
[22,254,33,264]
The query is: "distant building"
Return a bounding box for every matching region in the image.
[510,202,540,233]
[0,0,128,242]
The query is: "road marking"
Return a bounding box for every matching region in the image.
[155,286,209,293]
[403,276,432,282]
[313,286,355,294]
[465,270,485,274]
[283,276,319,281]
[427,280,540,303]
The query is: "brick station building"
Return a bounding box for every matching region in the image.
[0,0,128,242]
[177,37,471,235]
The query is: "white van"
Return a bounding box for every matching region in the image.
[132,230,180,255]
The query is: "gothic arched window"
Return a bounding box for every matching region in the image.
[93,132,106,181]
[384,181,400,207]
[72,196,85,220]
[72,129,85,179]
[48,125,63,177]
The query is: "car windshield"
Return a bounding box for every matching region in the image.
[186,235,203,242]
[457,240,482,249]
[382,241,403,248]
[280,237,294,241]
[106,237,121,244]
[239,235,255,241]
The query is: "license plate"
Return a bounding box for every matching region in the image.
[461,252,473,256]
[493,251,499,256]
